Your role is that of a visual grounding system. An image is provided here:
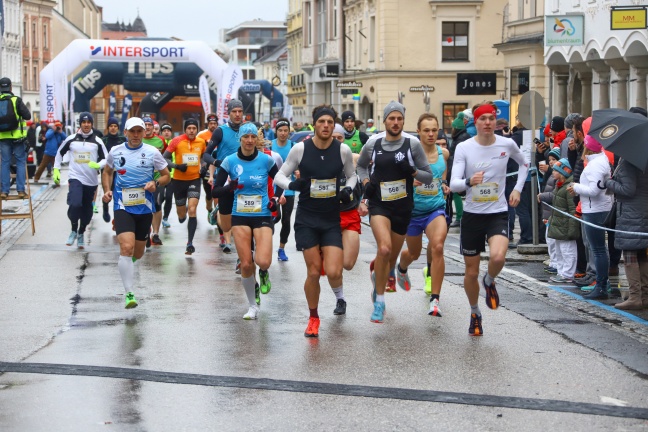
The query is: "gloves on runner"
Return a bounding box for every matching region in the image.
[87,161,100,170]
[363,176,379,200]
[52,168,61,185]
[288,177,310,193]
[228,179,245,191]
[267,197,278,212]
[398,159,417,176]
[338,186,353,205]
[175,163,188,172]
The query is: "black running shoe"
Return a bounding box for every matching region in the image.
[469,313,483,336]
[333,299,346,315]
[185,243,195,255]
[482,275,500,310]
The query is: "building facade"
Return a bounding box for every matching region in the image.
[287,0,308,122]
[222,20,287,81]
[494,0,546,125]
[254,42,288,123]
[544,1,648,117]
[1,0,23,97]
[301,0,344,120]
[341,0,508,132]
[22,0,57,121]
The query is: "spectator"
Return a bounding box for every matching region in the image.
[34,120,66,182]
[0,77,31,199]
[538,148,562,273]
[462,108,476,137]
[563,113,580,160]
[568,134,614,300]
[448,112,470,228]
[603,107,648,310]
[548,116,566,150]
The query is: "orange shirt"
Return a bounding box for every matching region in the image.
[166,134,207,181]
[197,129,214,144]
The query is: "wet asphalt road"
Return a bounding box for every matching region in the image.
[0,174,647,431]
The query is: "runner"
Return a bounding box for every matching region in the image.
[53,112,109,248]
[159,123,174,228]
[341,110,369,162]
[102,117,170,308]
[356,101,434,323]
[141,116,168,246]
[203,99,246,253]
[162,118,207,255]
[449,101,528,336]
[198,113,219,216]
[331,123,364,315]
[271,118,296,262]
[101,117,127,223]
[394,113,450,316]
[274,105,357,337]
[211,123,280,319]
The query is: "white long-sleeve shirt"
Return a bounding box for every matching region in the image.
[450,135,528,214]
[54,132,108,186]
[572,152,613,214]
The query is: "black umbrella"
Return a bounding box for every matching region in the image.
[588,108,648,171]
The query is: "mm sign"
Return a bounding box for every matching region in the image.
[610,8,647,30]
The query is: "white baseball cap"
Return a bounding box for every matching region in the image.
[462,109,474,120]
[124,117,145,131]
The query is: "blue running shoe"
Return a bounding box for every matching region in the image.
[371,301,385,323]
[277,248,289,262]
[66,231,78,246]
[162,218,171,228]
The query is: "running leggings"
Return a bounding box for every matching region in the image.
[276,195,295,245]
[67,179,97,234]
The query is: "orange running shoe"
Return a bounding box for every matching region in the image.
[482,275,500,310]
[304,317,320,338]
[469,313,483,336]
[385,276,397,293]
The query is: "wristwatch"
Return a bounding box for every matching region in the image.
[155,180,160,188]
[361,198,368,205]
[465,178,471,187]
[441,180,448,185]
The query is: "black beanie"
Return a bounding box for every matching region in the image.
[550,116,564,132]
[341,111,356,122]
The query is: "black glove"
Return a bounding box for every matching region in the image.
[288,177,310,193]
[212,159,222,168]
[398,158,416,176]
[175,163,188,172]
[338,186,353,204]
[363,176,378,199]
[268,197,278,213]
[227,179,239,192]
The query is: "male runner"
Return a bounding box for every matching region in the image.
[53,112,109,248]
[274,105,357,337]
[198,113,219,216]
[341,110,369,159]
[163,118,207,255]
[141,117,167,245]
[159,123,174,228]
[271,117,296,262]
[356,101,433,323]
[103,117,170,308]
[203,99,246,253]
[449,101,528,336]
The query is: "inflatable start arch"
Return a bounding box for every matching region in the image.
[39,39,228,123]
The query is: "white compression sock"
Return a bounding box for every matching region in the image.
[376,294,385,303]
[242,275,257,307]
[118,255,134,293]
[332,286,344,300]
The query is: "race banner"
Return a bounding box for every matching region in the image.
[120,94,132,133]
[198,74,212,120]
[109,91,116,119]
[216,63,243,125]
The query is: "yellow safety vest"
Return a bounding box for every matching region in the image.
[0,95,27,140]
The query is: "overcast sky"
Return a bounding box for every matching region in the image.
[96,0,288,43]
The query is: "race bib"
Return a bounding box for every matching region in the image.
[123,187,146,206]
[183,153,200,166]
[472,182,499,202]
[416,179,441,197]
[310,178,336,198]
[380,179,407,201]
[74,152,91,164]
[236,195,262,213]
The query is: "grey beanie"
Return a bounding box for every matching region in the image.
[227,99,243,113]
[564,113,581,129]
[383,101,405,120]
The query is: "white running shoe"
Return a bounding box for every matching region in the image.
[243,305,260,320]
[428,298,442,317]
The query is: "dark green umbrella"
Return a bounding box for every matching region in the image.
[588,108,648,171]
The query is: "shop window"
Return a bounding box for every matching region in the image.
[443,103,469,135]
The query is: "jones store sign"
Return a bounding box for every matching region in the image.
[456,73,496,95]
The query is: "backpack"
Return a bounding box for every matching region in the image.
[0,94,19,132]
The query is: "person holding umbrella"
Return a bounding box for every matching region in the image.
[567,134,613,300]
[595,107,648,310]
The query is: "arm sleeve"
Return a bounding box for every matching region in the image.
[356,139,376,182]
[96,139,109,168]
[509,141,530,193]
[341,145,358,190]
[54,136,74,169]
[15,98,31,120]
[211,168,232,198]
[105,150,114,169]
[360,132,369,145]
[410,140,433,184]
[449,144,468,193]
[203,128,223,164]
[274,143,304,190]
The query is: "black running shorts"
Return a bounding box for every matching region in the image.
[459,211,509,256]
[114,210,153,241]
[294,209,342,251]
